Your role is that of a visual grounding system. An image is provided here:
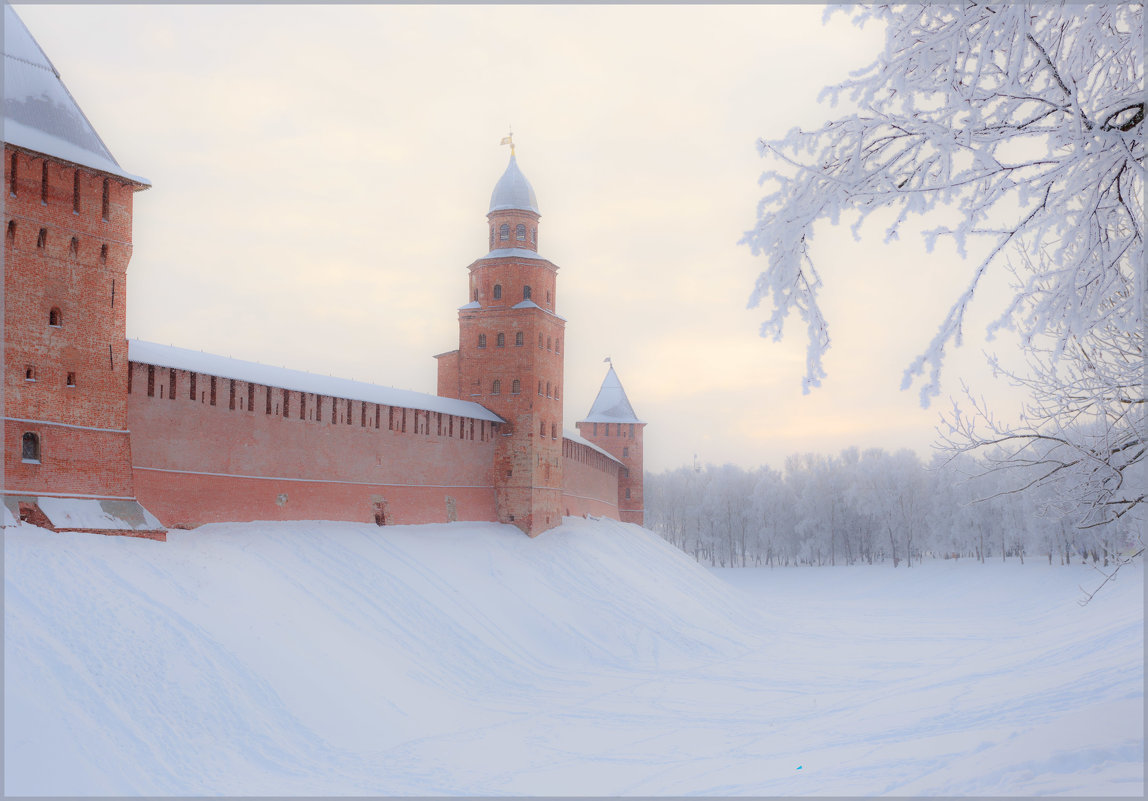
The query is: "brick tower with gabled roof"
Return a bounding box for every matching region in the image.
[576,363,645,525]
[435,142,566,536]
[3,4,163,537]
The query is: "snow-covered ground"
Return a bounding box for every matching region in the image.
[5,517,1143,795]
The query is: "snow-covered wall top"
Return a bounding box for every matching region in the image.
[563,428,623,465]
[2,4,149,185]
[128,340,504,423]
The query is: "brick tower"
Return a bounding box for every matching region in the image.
[436,144,565,536]
[3,5,162,536]
[576,364,645,525]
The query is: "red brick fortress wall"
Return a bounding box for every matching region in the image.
[127,363,500,528]
[576,420,645,526]
[559,437,621,519]
[4,146,143,501]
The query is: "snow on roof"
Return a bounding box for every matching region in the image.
[34,497,164,532]
[509,298,566,321]
[580,365,643,424]
[475,247,553,263]
[3,4,149,186]
[457,300,481,310]
[563,428,623,465]
[488,153,539,214]
[128,340,503,423]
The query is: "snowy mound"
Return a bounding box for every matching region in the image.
[4,517,758,795]
[5,518,1142,796]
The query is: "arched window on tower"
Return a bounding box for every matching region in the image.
[531,228,537,244]
[49,307,62,327]
[547,337,552,351]
[516,223,526,241]
[538,380,543,396]
[493,284,502,300]
[101,178,110,221]
[36,228,46,249]
[523,285,532,300]
[100,244,108,264]
[478,333,487,348]
[540,420,546,436]
[6,220,15,244]
[473,288,478,302]
[21,432,40,463]
[555,338,561,353]
[546,381,551,398]
[20,431,40,461]
[69,237,79,259]
[551,423,557,439]
[538,333,543,348]
[499,223,509,241]
[492,379,501,395]
[515,331,523,347]
[512,379,521,394]
[496,332,505,347]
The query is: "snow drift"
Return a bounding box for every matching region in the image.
[5,517,1143,795]
[5,517,755,795]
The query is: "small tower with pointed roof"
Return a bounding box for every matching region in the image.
[436,142,565,536]
[576,364,646,526]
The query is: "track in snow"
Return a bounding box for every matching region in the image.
[5,517,1143,795]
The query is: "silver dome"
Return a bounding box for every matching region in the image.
[488,154,539,214]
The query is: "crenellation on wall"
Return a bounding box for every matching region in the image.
[128,357,503,526]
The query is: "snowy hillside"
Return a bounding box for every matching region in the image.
[5,517,1143,795]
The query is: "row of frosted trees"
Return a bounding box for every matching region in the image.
[645,448,1141,569]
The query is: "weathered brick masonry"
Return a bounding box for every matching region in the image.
[3,7,641,536]
[127,359,502,527]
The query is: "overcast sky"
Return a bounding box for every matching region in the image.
[15,3,1030,474]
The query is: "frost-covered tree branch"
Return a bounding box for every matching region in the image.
[741,3,1144,589]
[742,2,1143,404]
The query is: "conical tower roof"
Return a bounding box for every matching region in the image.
[488,153,539,214]
[3,3,148,185]
[581,364,643,424]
